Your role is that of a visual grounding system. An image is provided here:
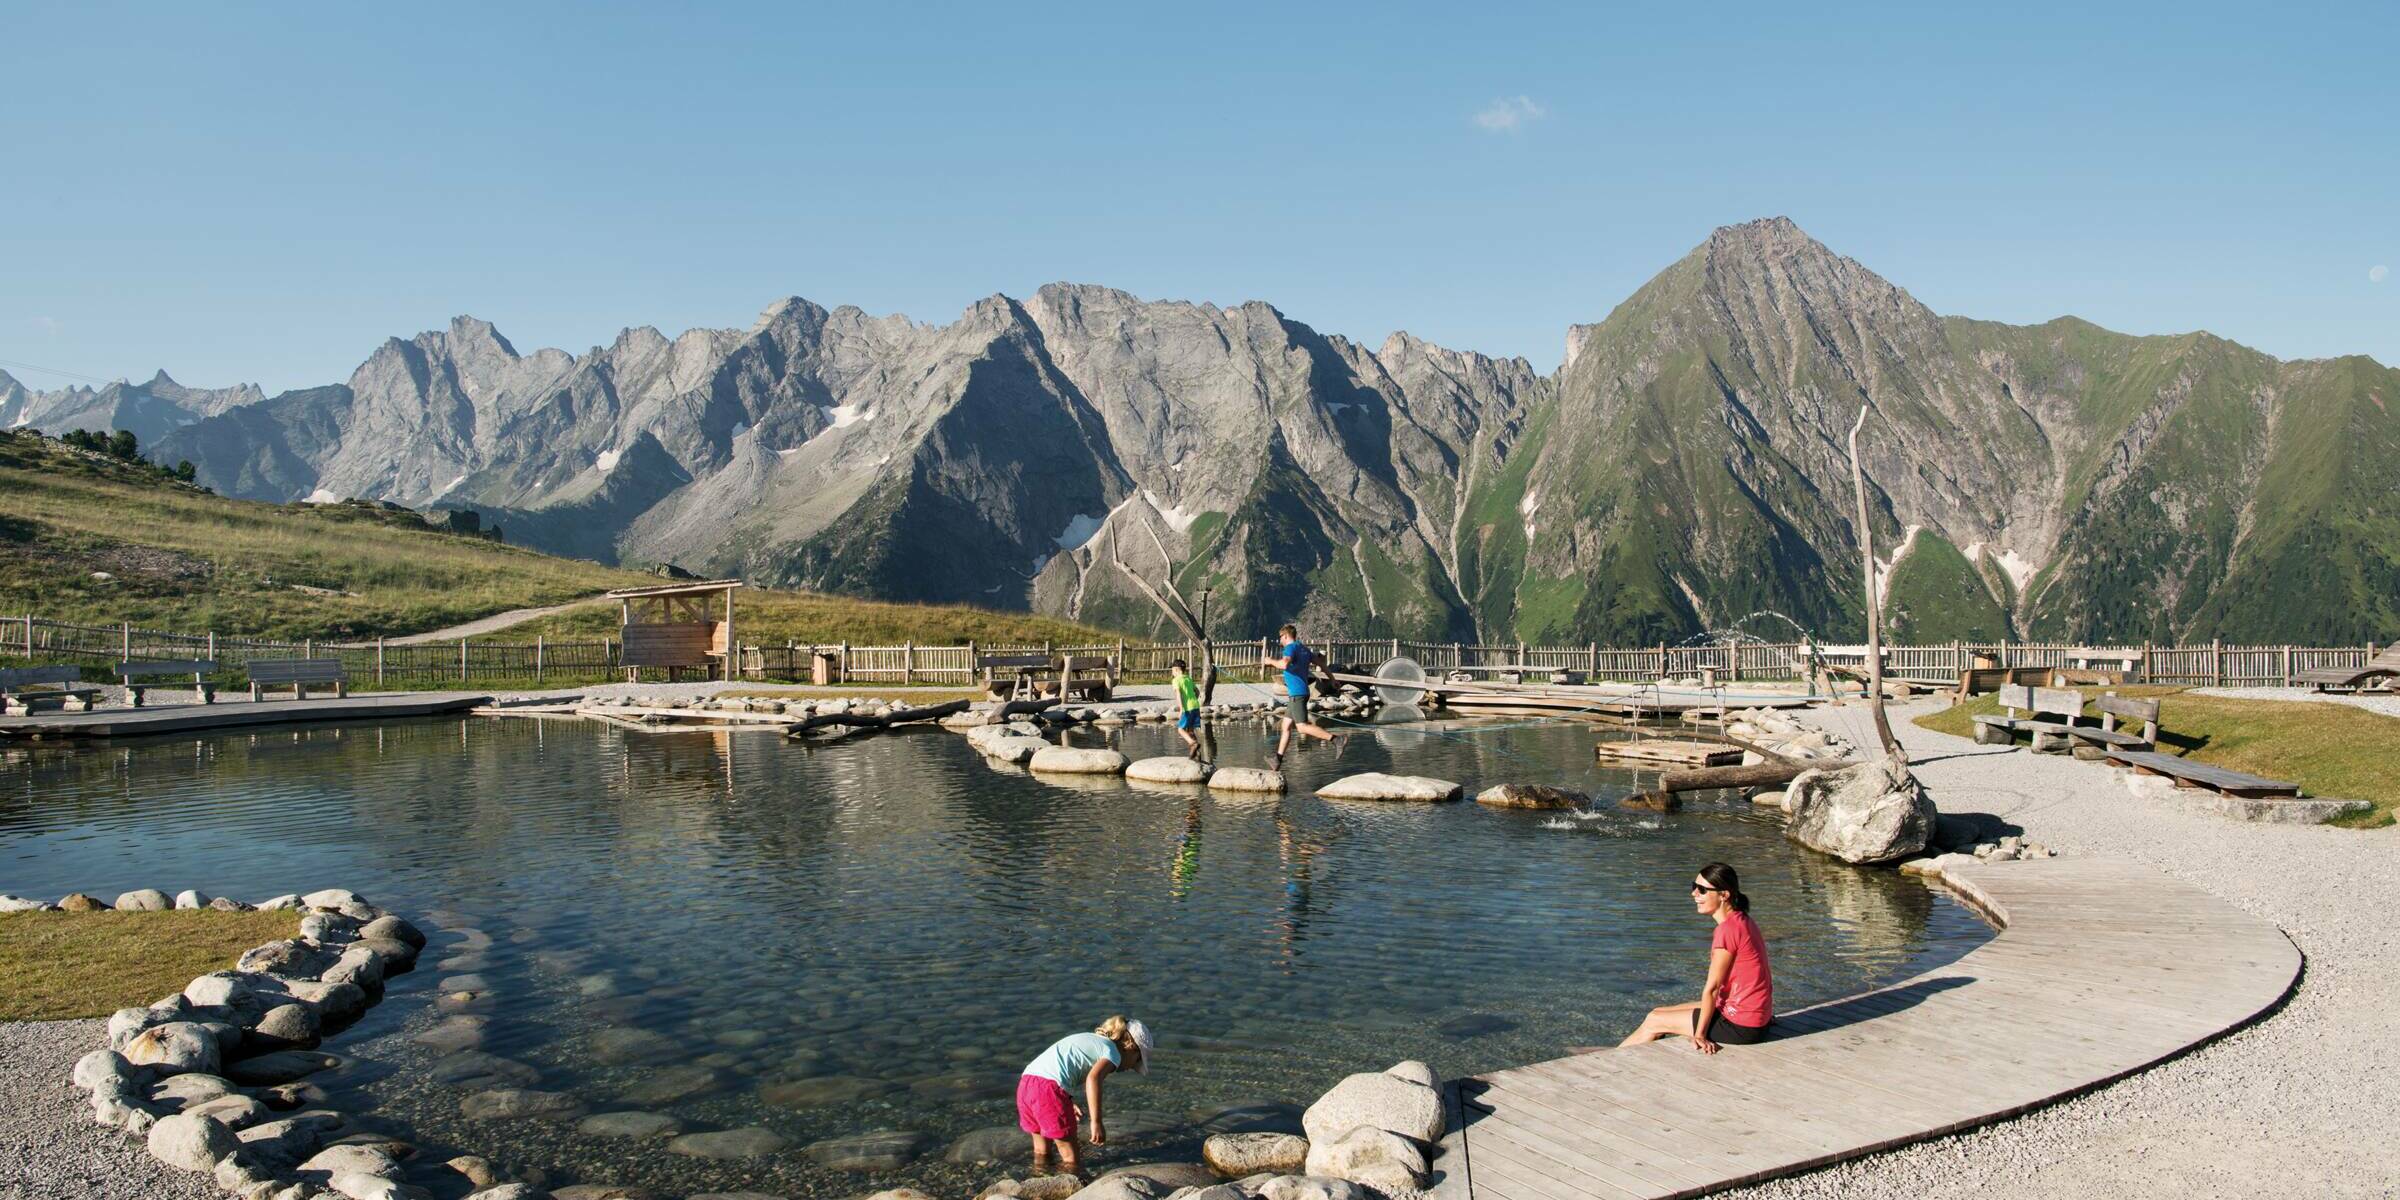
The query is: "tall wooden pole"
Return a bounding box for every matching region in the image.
[1848,406,1906,767]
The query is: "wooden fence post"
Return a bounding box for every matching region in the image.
[903,640,914,686]
[121,622,131,661]
[375,636,385,687]
[2140,641,2153,684]
[2281,644,2292,688]
[21,615,30,656]
[303,638,312,659]
[1952,640,1963,682]
[1588,642,1598,675]
[207,630,216,661]
[1390,637,1401,663]
[536,636,545,682]
[1657,642,1667,679]
[838,641,849,685]
[2211,638,2223,687]
[459,639,468,682]
[966,640,977,688]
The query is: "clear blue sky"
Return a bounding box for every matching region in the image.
[5,1,2394,393]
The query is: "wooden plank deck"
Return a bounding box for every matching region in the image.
[1433,857,2299,1200]
[2104,749,2302,798]
[0,692,493,739]
[1593,740,1743,767]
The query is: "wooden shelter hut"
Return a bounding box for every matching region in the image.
[609,579,743,681]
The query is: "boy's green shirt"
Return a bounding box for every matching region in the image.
[1175,674,1201,711]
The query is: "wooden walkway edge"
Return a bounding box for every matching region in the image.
[1428,857,2300,1200]
[0,692,493,739]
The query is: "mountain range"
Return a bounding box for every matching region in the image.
[11,218,2394,645]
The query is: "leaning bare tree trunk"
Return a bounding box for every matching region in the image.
[1848,406,1908,770]
[1106,514,1214,690]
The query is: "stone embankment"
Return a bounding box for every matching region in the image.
[40,885,569,1200]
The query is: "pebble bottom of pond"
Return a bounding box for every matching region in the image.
[0,710,1990,1199]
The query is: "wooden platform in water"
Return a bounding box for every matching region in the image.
[1592,739,1742,767]
[1428,856,2299,1200]
[0,692,492,739]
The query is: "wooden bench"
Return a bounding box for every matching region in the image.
[2294,645,2400,693]
[0,665,103,714]
[247,658,348,701]
[1955,664,2060,699]
[116,659,220,708]
[1972,684,2156,753]
[979,653,1058,701]
[2104,749,2302,798]
[979,653,1115,702]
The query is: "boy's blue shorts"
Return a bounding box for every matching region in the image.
[1177,710,1201,731]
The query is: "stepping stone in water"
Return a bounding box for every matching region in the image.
[670,1127,790,1160]
[804,1129,932,1171]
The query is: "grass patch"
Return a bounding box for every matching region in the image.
[0,909,299,1021]
[1916,686,2400,827]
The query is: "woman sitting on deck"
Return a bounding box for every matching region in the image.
[1610,861,1774,1053]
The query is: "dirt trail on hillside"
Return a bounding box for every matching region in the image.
[386,595,612,643]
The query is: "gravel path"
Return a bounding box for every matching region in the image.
[1723,699,2400,1199]
[0,1020,219,1200]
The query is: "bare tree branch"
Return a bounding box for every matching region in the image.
[1848,405,1908,769]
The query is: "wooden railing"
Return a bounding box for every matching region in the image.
[2,614,2385,692]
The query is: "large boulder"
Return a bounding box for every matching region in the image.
[1316,773,1461,802]
[1206,768,1286,793]
[123,1022,221,1076]
[359,915,425,949]
[298,1144,405,1180]
[1784,760,1936,865]
[1204,1132,1309,1177]
[1300,1069,1444,1145]
[251,1003,322,1051]
[148,1111,239,1172]
[58,893,111,912]
[1029,747,1129,775]
[979,735,1055,765]
[73,1048,142,1092]
[1256,1178,1370,1200]
[1303,1126,1427,1194]
[115,888,173,911]
[1126,756,1209,784]
[238,939,343,980]
[1474,784,1588,810]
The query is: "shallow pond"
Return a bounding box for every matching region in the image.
[0,711,1988,1198]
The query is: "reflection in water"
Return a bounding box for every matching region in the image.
[0,714,1989,1198]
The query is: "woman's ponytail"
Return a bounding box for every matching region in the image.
[1699,862,1749,913]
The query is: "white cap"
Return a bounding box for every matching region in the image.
[1126,1019,1155,1075]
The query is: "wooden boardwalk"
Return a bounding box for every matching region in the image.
[0,692,492,739]
[1431,857,2300,1200]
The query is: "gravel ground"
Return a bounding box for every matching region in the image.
[1722,699,2400,1199]
[0,1019,219,1200]
[2195,684,2400,721]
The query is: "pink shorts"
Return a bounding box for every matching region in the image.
[1016,1073,1077,1140]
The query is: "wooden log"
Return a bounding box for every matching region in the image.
[1654,758,1856,795]
[789,698,972,735]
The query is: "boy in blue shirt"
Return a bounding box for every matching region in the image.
[1263,622,1335,768]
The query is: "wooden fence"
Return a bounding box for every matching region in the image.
[2,614,2386,692]
[0,616,621,688]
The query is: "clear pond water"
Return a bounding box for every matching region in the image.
[0,712,1990,1198]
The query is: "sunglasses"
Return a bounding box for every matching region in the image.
[1690,882,1724,894]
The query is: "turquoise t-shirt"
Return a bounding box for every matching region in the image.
[1281,641,1314,697]
[1024,1032,1121,1086]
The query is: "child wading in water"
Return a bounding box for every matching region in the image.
[1017,1015,1153,1178]
[1172,660,1206,762]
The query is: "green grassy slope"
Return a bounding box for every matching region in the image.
[0,430,644,638]
[0,430,1128,646]
[1886,530,2012,642]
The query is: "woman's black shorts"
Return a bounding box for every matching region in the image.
[1706,1016,1773,1045]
